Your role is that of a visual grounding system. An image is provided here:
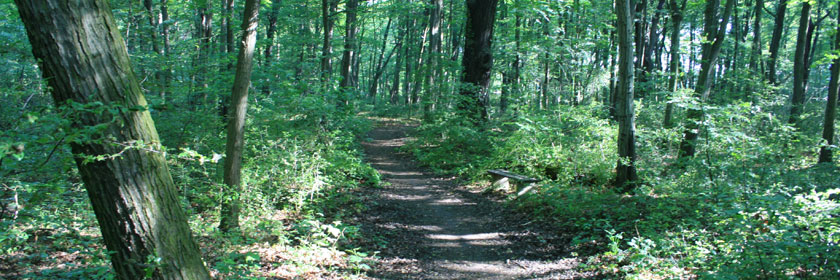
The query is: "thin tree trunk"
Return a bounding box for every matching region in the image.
[369,17,394,102]
[261,0,280,95]
[819,7,840,163]
[321,0,337,87]
[789,2,812,126]
[766,0,788,84]
[194,0,213,106]
[340,0,359,90]
[390,20,407,105]
[663,0,686,128]
[14,0,211,278]
[219,0,261,232]
[748,0,764,74]
[423,0,443,119]
[160,0,171,102]
[678,0,734,159]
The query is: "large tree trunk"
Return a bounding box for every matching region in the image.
[678,0,734,159]
[766,0,788,84]
[819,7,840,163]
[14,0,211,278]
[663,0,686,128]
[615,0,639,191]
[219,0,261,232]
[789,2,812,126]
[458,0,499,124]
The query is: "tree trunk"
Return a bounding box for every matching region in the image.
[766,0,788,84]
[748,0,764,74]
[340,0,359,90]
[219,0,261,232]
[369,17,395,103]
[458,0,499,124]
[500,9,522,115]
[223,0,235,56]
[423,0,443,119]
[819,7,840,163]
[194,0,213,106]
[663,0,686,128]
[14,0,211,278]
[390,20,407,105]
[321,0,337,87]
[789,2,812,127]
[261,0,280,95]
[615,0,639,191]
[678,0,734,159]
[160,0,172,102]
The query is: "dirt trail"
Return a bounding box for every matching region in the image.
[358,121,590,280]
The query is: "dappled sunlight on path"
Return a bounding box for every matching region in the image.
[359,120,591,279]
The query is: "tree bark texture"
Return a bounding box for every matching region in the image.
[14,0,211,279]
[219,0,261,232]
[615,0,639,191]
[458,0,499,124]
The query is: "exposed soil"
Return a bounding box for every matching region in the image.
[358,120,593,279]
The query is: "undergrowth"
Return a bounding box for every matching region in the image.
[1,87,380,279]
[405,101,840,279]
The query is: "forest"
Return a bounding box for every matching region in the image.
[0,0,838,278]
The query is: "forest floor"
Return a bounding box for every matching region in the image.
[355,119,596,279]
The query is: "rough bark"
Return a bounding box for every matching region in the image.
[14,0,211,278]
[219,0,261,232]
[766,0,787,84]
[615,0,639,191]
[458,0,499,124]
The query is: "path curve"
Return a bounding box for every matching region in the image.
[359,120,589,279]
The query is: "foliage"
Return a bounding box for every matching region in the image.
[407,91,840,278]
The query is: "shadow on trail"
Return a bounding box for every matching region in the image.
[358,120,592,280]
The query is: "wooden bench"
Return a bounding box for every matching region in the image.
[487,169,541,197]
